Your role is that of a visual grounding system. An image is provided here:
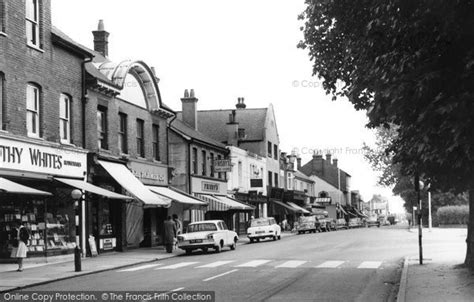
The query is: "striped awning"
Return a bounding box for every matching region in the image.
[287,202,311,214]
[195,194,253,212]
[314,197,331,203]
[272,200,304,213]
[0,177,52,196]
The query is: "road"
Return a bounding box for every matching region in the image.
[25,226,428,302]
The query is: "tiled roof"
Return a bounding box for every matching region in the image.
[51,26,95,58]
[177,108,267,143]
[171,119,228,151]
[294,170,314,183]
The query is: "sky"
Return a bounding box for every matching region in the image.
[51,0,405,213]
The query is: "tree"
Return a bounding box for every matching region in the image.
[298,0,474,268]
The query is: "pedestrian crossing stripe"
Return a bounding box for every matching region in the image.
[276,260,307,268]
[357,261,382,269]
[117,264,162,272]
[316,261,345,268]
[235,260,272,267]
[196,261,235,268]
[156,262,199,269]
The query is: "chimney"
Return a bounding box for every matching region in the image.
[226,110,239,146]
[333,158,338,167]
[92,20,109,57]
[181,89,198,130]
[297,157,302,170]
[236,97,246,109]
[326,153,332,162]
[312,152,324,174]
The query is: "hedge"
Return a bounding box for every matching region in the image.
[436,205,469,225]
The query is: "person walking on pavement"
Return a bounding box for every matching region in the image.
[172,214,182,235]
[10,220,29,272]
[163,216,177,253]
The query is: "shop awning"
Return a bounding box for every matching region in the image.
[54,178,131,200]
[338,206,348,215]
[354,209,368,218]
[195,194,253,211]
[0,177,52,196]
[147,186,206,206]
[98,160,171,207]
[272,200,304,213]
[287,202,311,214]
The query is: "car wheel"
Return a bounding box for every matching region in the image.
[185,249,192,255]
[273,235,277,241]
[215,242,222,253]
[256,238,260,243]
[230,238,237,250]
[249,238,254,243]
[201,247,208,253]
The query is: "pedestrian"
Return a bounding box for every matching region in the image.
[10,221,29,272]
[282,218,288,231]
[163,216,176,253]
[172,214,182,235]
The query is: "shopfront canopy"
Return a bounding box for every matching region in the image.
[195,194,253,211]
[286,202,311,214]
[272,200,305,213]
[147,186,206,206]
[54,177,132,200]
[98,160,171,207]
[0,177,52,196]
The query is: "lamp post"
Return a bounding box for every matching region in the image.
[71,189,82,272]
[412,206,417,227]
[427,184,432,232]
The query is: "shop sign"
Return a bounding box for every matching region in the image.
[129,160,168,186]
[250,179,263,188]
[191,177,227,195]
[213,159,232,172]
[0,137,86,178]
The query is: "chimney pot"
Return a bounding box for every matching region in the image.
[236,97,246,109]
[184,89,189,98]
[333,158,338,167]
[98,19,105,31]
[326,153,332,162]
[190,89,195,98]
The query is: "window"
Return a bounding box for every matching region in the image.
[267,141,272,157]
[210,153,214,177]
[217,154,222,179]
[1,0,6,33]
[97,106,108,149]
[118,113,127,154]
[26,83,40,137]
[201,150,207,176]
[152,124,160,161]
[192,148,198,174]
[268,171,272,187]
[0,72,4,130]
[274,144,278,160]
[26,0,41,48]
[136,119,145,157]
[59,94,71,143]
[274,172,279,188]
[238,161,243,187]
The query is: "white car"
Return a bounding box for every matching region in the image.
[247,217,281,243]
[177,220,238,255]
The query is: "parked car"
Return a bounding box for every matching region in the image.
[365,215,380,227]
[348,218,363,228]
[177,220,238,254]
[335,218,348,230]
[247,217,281,242]
[296,215,320,234]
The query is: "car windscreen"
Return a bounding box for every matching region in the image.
[250,219,270,227]
[187,223,218,233]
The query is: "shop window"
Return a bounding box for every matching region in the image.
[26,83,41,138]
[201,150,207,176]
[136,119,145,157]
[97,106,108,149]
[59,94,71,144]
[118,113,128,154]
[152,124,160,161]
[273,144,278,160]
[192,147,198,174]
[26,0,42,49]
[267,141,272,157]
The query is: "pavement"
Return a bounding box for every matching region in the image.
[2,227,474,302]
[397,226,474,302]
[0,232,292,293]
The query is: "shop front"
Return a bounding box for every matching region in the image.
[0,136,87,261]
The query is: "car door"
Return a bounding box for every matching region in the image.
[219,221,231,244]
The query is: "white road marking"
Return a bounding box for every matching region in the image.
[117,264,162,272]
[357,261,382,269]
[316,261,345,268]
[156,262,199,270]
[276,260,307,268]
[196,261,235,268]
[203,269,238,282]
[235,260,271,267]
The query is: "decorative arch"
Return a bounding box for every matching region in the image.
[97,60,162,111]
[318,191,328,198]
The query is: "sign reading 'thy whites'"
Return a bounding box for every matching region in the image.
[213,159,232,172]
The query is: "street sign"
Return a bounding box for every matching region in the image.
[213,159,232,172]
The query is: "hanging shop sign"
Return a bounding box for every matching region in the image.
[213,159,232,172]
[0,137,87,178]
[129,160,168,186]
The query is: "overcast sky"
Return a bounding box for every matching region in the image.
[52,0,404,212]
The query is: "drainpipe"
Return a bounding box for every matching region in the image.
[81,58,93,149]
